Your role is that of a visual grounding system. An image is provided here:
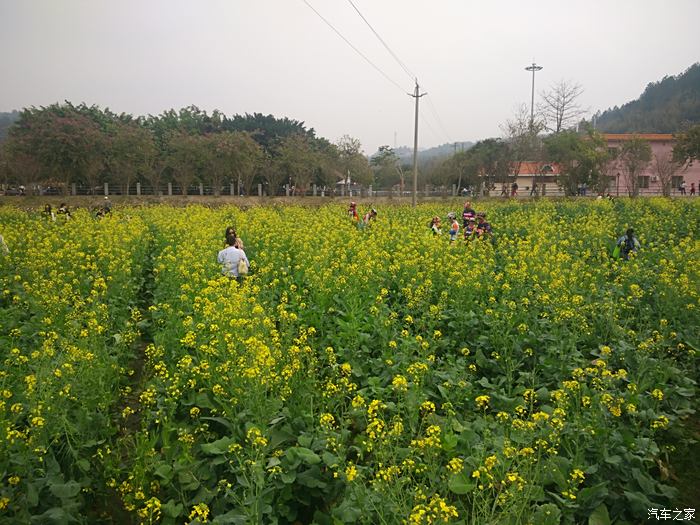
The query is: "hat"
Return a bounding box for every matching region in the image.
[371,208,377,214]
[350,201,356,207]
[104,196,109,200]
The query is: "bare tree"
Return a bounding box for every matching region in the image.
[501,104,545,182]
[539,80,587,133]
[618,136,652,197]
[652,151,683,197]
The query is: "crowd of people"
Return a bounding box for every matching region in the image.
[429,201,493,242]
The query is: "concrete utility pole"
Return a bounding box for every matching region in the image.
[409,80,426,207]
[525,62,543,130]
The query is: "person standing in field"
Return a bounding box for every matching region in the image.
[362,208,377,227]
[447,212,459,242]
[218,233,249,281]
[476,213,493,238]
[58,203,72,220]
[615,228,641,260]
[43,204,56,222]
[348,202,359,223]
[225,226,237,245]
[691,182,696,196]
[679,180,686,195]
[462,200,475,228]
[430,216,442,236]
[463,218,476,241]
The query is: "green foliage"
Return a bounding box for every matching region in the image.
[673,123,700,166]
[596,63,700,133]
[544,128,610,196]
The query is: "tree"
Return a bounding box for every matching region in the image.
[274,134,321,195]
[539,80,587,133]
[652,151,682,197]
[224,113,315,154]
[336,135,371,188]
[199,131,262,196]
[467,139,510,192]
[617,136,652,197]
[371,145,404,191]
[673,124,700,167]
[230,132,263,196]
[107,120,156,195]
[166,132,204,195]
[259,153,286,197]
[501,104,545,182]
[6,105,108,194]
[544,128,610,196]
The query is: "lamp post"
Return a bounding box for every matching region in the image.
[525,62,543,130]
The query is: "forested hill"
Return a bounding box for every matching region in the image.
[0,111,20,141]
[595,63,700,133]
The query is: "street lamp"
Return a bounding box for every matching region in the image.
[525,62,543,130]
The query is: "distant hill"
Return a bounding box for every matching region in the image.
[595,63,700,133]
[0,111,20,142]
[373,141,473,166]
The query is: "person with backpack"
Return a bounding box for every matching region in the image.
[615,228,641,260]
[218,233,250,281]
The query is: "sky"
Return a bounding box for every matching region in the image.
[1,0,699,154]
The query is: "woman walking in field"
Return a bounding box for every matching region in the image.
[218,233,250,282]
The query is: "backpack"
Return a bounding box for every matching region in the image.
[620,236,635,258]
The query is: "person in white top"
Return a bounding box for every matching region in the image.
[217,234,249,280]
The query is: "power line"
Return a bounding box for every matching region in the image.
[424,93,452,144]
[346,0,415,82]
[342,0,452,146]
[301,0,406,93]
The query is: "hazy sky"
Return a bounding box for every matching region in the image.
[1,0,699,154]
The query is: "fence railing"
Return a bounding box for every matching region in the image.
[0,183,695,198]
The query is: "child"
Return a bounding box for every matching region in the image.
[348,202,359,222]
[430,216,442,236]
[464,218,476,241]
[447,212,459,242]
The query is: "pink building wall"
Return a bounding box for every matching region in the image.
[605,134,700,196]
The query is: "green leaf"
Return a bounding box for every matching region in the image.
[631,468,655,494]
[297,466,327,488]
[322,452,339,467]
[294,447,321,465]
[26,482,39,507]
[578,483,609,508]
[161,499,184,518]
[49,481,81,499]
[448,472,475,494]
[604,454,621,466]
[442,432,458,451]
[201,436,235,455]
[588,504,611,525]
[280,470,296,484]
[298,435,314,448]
[154,464,173,481]
[532,503,561,525]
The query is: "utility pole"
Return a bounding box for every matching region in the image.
[525,62,543,131]
[409,80,426,207]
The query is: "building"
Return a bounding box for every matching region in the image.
[604,134,700,196]
[512,134,700,196]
